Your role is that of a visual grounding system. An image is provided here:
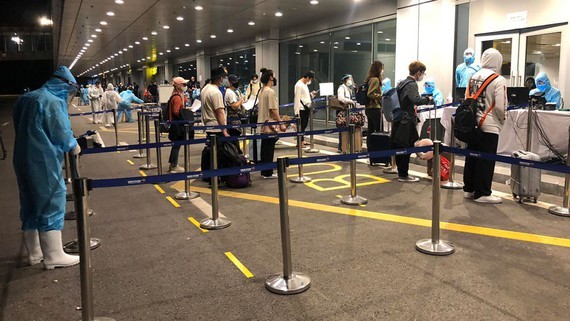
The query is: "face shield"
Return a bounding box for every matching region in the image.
[52,75,81,105]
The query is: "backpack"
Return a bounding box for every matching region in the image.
[223,155,251,188]
[381,79,413,122]
[160,94,181,133]
[355,81,370,105]
[453,73,499,144]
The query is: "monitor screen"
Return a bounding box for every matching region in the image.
[507,87,530,107]
[455,87,466,102]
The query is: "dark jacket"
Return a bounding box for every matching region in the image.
[391,76,430,147]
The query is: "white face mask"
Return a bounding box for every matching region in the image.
[307,80,312,85]
[346,80,353,87]
[181,86,188,92]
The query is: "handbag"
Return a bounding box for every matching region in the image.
[261,119,279,134]
[329,97,347,110]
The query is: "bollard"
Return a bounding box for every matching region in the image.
[111,109,119,146]
[340,125,368,205]
[133,112,146,158]
[139,114,157,170]
[290,118,312,183]
[175,124,200,200]
[73,177,115,321]
[304,106,319,153]
[64,153,72,185]
[526,96,535,151]
[415,141,455,256]
[548,126,570,217]
[252,127,259,163]
[200,134,231,230]
[154,119,163,175]
[441,117,464,189]
[266,157,311,295]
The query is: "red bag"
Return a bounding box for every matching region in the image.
[440,156,450,181]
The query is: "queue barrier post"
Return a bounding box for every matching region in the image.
[415,141,455,256]
[265,157,311,295]
[304,106,319,153]
[341,124,368,205]
[175,124,200,200]
[111,109,119,146]
[441,118,464,189]
[64,152,72,185]
[290,117,312,183]
[548,125,570,217]
[200,134,231,230]
[154,119,163,176]
[133,112,146,158]
[139,114,157,170]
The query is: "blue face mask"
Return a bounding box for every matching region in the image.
[424,84,434,94]
[537,82,548,93]
[464,55,475,65]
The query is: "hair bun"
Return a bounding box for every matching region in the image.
[260,68,267,73]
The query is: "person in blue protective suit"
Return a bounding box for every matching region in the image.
[117,86,144,122]
[455,48,482,88]
[80,85,90,106]
[423,78,444,106]
[13,66,81,270]
[529,72,562,109]
[382,78,392,93]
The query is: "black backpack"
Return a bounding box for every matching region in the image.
[160,95,176,133]
[453,73,499,144]
[355,81,370,105]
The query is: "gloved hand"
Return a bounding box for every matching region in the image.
[72,144,81,155]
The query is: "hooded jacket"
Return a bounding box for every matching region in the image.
[529,72,561,109]
[467,48,507,135]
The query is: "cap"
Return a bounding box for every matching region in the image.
[228,74,240,84]
[341,74,352,81]
[172,76,189,85]
[211,66,228,79]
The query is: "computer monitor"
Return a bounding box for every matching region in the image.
[455,87,466,102]
[507,87,530,107]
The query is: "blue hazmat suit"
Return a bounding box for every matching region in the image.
[529,72,561,109]
[382,78,392,93]
[117,89,143,122]
[13,66,78,232]
[423,79,444,106]
[80,87,89,105]
[455,48,482,88]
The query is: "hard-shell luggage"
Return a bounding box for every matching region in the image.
[510,150,541,203]
[367,132,391,165]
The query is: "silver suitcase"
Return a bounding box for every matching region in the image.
[510,150,541,203]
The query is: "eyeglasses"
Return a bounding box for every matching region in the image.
[51,75,81,91]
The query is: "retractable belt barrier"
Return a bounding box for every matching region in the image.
[69,104,158,117]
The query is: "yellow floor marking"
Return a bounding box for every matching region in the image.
[189,186,570,248]
[166,196,181,208]
[335,195,342,198]
[287,163,343,178]
[154,184,165,194]
[139,170,147,177]
[188,217,209,233]
[127,160,135,165]
[224,252,254,278]
[305,174,390,192]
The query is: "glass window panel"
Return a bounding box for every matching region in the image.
[374,19,397,86]
[524,32,561,87]
[210,48,255,91]
[482,38,512,77]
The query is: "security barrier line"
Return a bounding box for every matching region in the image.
[187,217,209,233]
[166,196,181,208]
[153,184,165,194]
[224,252,254,278]
[139,170,147,177]
[189,186,570,248]
[126,160,134,165]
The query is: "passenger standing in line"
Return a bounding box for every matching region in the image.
[463,48,507,204]
[88,81,104,124]
[103,83,122,127]
[167,77,190,173]
[294,71,317,146]
[392,61,432,182]
[201,67,230,138]
[258,68,287,179]
[117,86,143,123]
[364,61,384,138]
[337,74,356,152]
[225,74,246,153]
[245,74,260,101]
[13,66,81,270]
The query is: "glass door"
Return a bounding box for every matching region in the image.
[519,26,563,90]
[475,33,520,86]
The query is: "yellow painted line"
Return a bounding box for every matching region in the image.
[139,170,147,177]
[166,196,181,208]
[190,187,570,248]
[287,163,343,178]
[224,252,254,278]
[127,160,135,165]
[154,184,165,194]
[188,217,209,233]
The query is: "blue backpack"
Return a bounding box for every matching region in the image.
[381,79,413,122]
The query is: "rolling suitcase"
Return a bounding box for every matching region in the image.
[510,150,541,203]
[367,132,391,166]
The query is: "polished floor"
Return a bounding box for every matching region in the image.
[1,97,570,321]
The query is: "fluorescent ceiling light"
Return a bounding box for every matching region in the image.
[196,39,202,43]
[100,21,108,25]
[85,43,90,46]
[320,41,324,44]
[210,35,216,38]
[163,25,170,29]
[385,38,390,41]
[128,45,133,48]
[175,47,180,50]
[310,0,319,4]
[227,29,234,33]
[123,48,127,51]
[195,5,203,10]
[95,28,102,32]
[166,49,171,53]
[151,31,157,35]
[135,41,140,45]
[142,37,148,40]
[115,0,124,4]
[185,43,190,47]
[356,42,361,45]
[106,12,115,16]
[177,16,184,21]
[313,49,318,52]
[88,39,93,43]
[298,45,304,47]
[377,30,383,34]
[345,36,350,39]
[248,21,255,26]
[159,52,164,55]
[275,11,283,17]
[91,34,97,38]
[39,17,53,26]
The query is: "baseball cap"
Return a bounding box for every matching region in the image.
[172,76,189,85]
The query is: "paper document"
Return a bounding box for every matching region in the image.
[242,99,256,111]
[190,99,201,112]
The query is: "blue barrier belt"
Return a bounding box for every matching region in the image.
[69,105,155,117]
[166,119,298,129]
[442,146,570,174]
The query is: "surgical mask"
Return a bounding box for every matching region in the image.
[464,55,475,65]
[181,86,188,92]
[222,77,230,87]
[424,84,434,94]
[346,80,353,87]
[418,74,425,82]
[536,82,548,93]
[307,80,312,85]
[272,77,277,86]
[252,80,258,84]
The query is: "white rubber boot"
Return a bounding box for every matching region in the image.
[23,230,43,265]
[39,230,79,270]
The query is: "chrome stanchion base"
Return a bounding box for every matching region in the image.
[91,317,116,321]
[65,178,71,185]
[65,209,95,220]
[139,163,157,170]
[340,195,368,206]
[63,238,101,253]
[441,181,464,189]
[290,176,312,183]
[548,206,570,217]
[175,191,200,200]
[118,142,128,146]
[265,272,311,295]
[382,166,398,174]
[275,140,283,145]
[415,239,455,256]
[200,217,231,230]
[303,148,319,153]
[132,153,146,158]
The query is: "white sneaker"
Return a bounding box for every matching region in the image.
[398,176,420,183]
[24,230,43,266]
[39,230,79,270]
[474,195,502,204]
[464,192,474,199]
[262,174,278,179]
[169,165,185,173]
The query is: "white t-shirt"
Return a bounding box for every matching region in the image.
[200,84,225,132]
[293,79,311,115]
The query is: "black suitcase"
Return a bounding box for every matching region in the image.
[368,132,391,165]
[419,118,445,141]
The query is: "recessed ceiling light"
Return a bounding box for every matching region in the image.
[166,49,171,53]
[163,25,170,29]
[115,0,124,4]
[385,38,391,41]
[239,56,243,58]
[177,16,184,21]
[195,5,203,10]
[91,34,97,38]
[333,46,338,49]
[345,36,350,39]
[175,47,180,50]
[298,45,304,48]
[377,30,383,34]
[248,21,255,26]
[151,31,157,35]
[142,58,145,61]
[313,49,318,52]
[118,51,123,54]
[106,11,115,16]
[123,48,127,51]
[159,52,164,55]
[146,56,150,59]
[85,43,90,46]
[142,37,148,40]
[320,41,325,44]
[196,39,202,43]
[95,28,102,32]
[114,53,118,56]
[100,21,108,25]
[210,35,216,38]
[356,42,361,45]
[88,39,93,43]
[185,43,190,47]
[275,11,283,17]
[128,45,133,48]
[135,41,140,45]
[310,0,319,4]
[227,29,234,33]
[137,60,141,62]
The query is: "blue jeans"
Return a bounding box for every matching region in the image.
[117,103,134,122]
